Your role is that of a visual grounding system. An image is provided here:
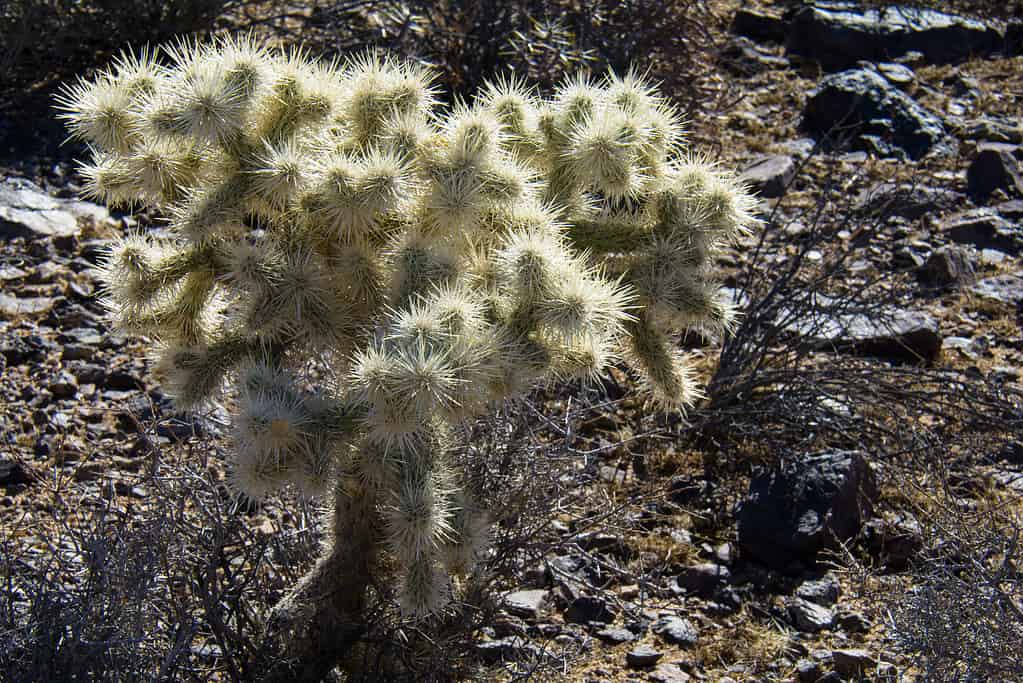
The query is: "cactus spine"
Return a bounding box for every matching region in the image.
[59,37,755,676]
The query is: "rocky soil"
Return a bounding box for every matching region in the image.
[1,1,1022,681]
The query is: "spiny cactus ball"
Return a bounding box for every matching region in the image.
[59,37,756,616]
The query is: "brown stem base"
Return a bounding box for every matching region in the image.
[254,485,379,683]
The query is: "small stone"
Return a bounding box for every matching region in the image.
[652,615,699,647]
[967,143,1023,200]
[0,293,56,316]
[503,589,548,619]
[832,648,874,677]
[626,645,663,668]
[919,246,975,288]
[48,371,79,399]
[795,658,821,683]
[979,248,1007,265]
[731,8,788,44]
[565,595,616,624]
[787,598,835,633]
[595,627,636,644]
[741,155,796,199]
[648,663,691,683]
[474,636,539,663]
[0,455,36,486]
[677,563,730,597]
[836,609,872,634]
[877,62,915,89]
[970,274,1023,306]
[795,574,840,606]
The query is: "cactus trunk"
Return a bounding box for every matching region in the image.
[257,483,379,683]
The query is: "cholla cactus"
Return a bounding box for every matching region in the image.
[59,36,754,668]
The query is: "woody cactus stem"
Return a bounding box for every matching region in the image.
[59,38,756,678]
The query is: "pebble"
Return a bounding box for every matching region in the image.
[626,645,663,668]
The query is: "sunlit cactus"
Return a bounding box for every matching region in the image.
[59,38,756,622]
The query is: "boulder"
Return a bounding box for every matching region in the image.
[787,5,1002,70]
[966,143,1023,200]
[738,451,878,570]
[741,155,796,198]
[803,68,945,160]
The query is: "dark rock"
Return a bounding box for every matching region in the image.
[626,645,663,668]
[503,589,548,619]
[855,182,955,219]
[474,637,539,663]
[865,514,924,570]
[997,198,1023,219]
[594,627,635,644]
[967,143,1023,200]
[787,5,1002,70]
[48,371,79,399]
[652,615,699,647]
[565,595,615,624]
[787,597,836,633]
[667,475,707,505]
[943,208,1022,255]
[0,455,36,486]
[1,335,53,364]
[964,118,1023,144]
[676,563,731,598]
[576,532,632,560]
[919,246,975,288]
[68,361,107,386]
[795,574,841,606]
[999,439,1023,465]
[1007,19,1023,55]
[61,344,95,362]
[832,649,874,678]
[104,368,144,391]
[836,609,872,634]
[802,68,945,160]
[784,304,942,363]
[0,177,79,240]
[795,658,822,683]
[732,8,788,44]
[970,274,1023,306]
[741,155,796,198]
[737,451,878,570]
[721,37,791,75]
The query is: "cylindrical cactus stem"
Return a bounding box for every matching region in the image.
[259,476,381,683]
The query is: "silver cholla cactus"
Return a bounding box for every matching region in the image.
[58,37,756,616]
